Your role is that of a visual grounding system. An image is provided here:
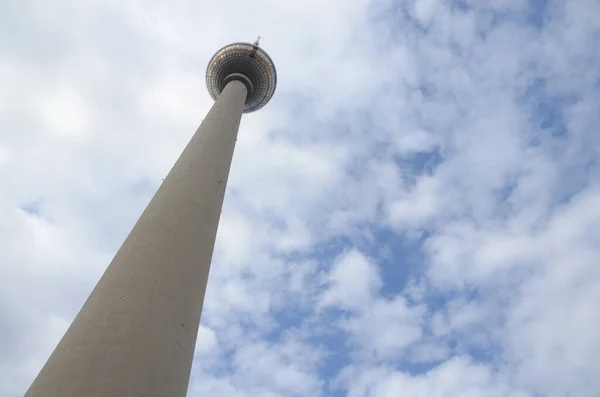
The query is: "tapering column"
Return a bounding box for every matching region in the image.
[24,40,277,397]
[25,80,247,397]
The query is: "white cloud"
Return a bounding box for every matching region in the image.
[334,356,531,397]
[191,332,324,397]
[195,325,218,355]
[319,250,382,311]
[319,250,426,361]
[342,295,426,361]
[2,0,600,396]
[35,86,92,140]
[412,0,439,27]
[389,175,442,229]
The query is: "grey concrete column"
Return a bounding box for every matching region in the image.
[24,80,248,397]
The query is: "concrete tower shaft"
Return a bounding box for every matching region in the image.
[24,81,248,397]
[24,40,276,397]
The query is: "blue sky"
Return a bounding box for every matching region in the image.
[1,0,600,396]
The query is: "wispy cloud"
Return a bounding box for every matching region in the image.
[2,0,600,396]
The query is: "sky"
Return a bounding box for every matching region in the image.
[1,0,600,396]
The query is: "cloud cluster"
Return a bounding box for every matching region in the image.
[1,0,600,396]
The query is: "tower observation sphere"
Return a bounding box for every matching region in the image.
[206,41,277,113]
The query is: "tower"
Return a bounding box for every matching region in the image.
[24,41,277,397]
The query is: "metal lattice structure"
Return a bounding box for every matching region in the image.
[206,41,277,113]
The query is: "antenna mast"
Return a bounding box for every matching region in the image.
[250,36,261,58]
